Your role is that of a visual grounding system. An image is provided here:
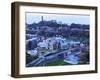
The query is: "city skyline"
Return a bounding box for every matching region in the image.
[26,13,90,25]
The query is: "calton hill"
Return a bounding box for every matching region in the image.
[26,17,90,67]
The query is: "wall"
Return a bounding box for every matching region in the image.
[0,0,100,80]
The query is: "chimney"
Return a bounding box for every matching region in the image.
[42,16,43,22]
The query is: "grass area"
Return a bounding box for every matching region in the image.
[45,60,71,66]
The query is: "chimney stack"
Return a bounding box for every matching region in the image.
[42,16,43,22]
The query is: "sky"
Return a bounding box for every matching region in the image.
[26,12,90,25]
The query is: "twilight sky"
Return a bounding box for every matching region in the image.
[26,13,90,25]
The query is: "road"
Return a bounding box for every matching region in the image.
[26,50,68,67]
